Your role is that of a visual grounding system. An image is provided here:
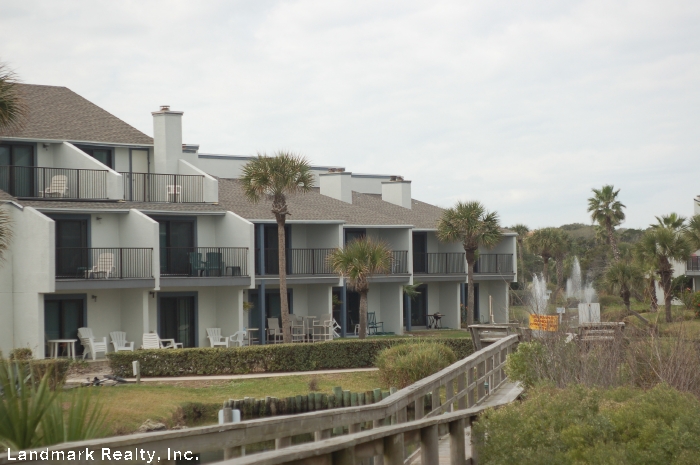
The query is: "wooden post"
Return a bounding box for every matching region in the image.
[445,379,454,413]
[449,418,466,465]
[397,406,407,424]
[432,387,441,414]
[275,436,291,449]
[373,389,383,428]
[415,395,425,420]
[332,448,356,465]
[315,429,331,441]
[389,387,398,424]
[457,374,466,410]
[469,416,479,465]
[222,407,242,459]
[383,432,404,465]
[420,424,439,465]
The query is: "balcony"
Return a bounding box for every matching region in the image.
[257,248,335,275]
[687,256,700,274]
[413,252,466,274]
[391,250,409,274]
[0,165,108,200]
[474,254,514,274]
[122,172,204,203]
[55,247,153,280]
[160,247,248,277]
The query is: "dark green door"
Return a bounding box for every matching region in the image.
[158,220,195,276]
[55,219,88,278]
[0,144,34,197]
[159,296,196,347]
[411,284,428,326]
[44,298,85,356]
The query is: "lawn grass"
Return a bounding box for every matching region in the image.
[74,371,383,436]
[403,329,470,339]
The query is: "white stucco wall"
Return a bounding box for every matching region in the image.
[291,224,342,249]
[178,159,218,203]
[55,142,123,199]
[0,204,15,356]
[216,287,244,338]
[307,284,332,318]
[214,211,255,282]
[114,147,130,173]
[119,209,160,288]
[379,283,404,335]
[121,289,150,349]
[439,282,460,329]
[477,281,509,323]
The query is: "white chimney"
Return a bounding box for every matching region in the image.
[152,105,184,174]
[320,169,353,203]
[381,176,412,209]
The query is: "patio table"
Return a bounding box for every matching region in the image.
[246,328,259,345]
[48,339,77,359]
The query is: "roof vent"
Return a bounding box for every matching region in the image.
[390,175,404,182]
[328,168,345,173]
[160,105,170,111]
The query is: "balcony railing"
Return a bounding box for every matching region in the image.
[474,254,514,274]
[121,172,204,203]
[55,248,153,279]
[0,165,108,199]
[391,250,409,274]
[160,247,248,277]
[257,248,335,275]
[688,256,700,272]
[413,252,466,274]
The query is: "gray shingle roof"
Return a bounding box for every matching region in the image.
[0,189,17,202]
[351,192,443,229]
[0,84,153,146]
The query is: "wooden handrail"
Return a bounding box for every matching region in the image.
[0,335,519,465]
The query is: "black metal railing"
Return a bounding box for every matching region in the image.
[121,172,204,203]
[391,250,409,274]
[0,165,108,199]
[160,247,248,277]
[413,252,466,274]
[55,248,153,279]
[257,248,335,275]
[474,254,514,274]
[688,256,700,272]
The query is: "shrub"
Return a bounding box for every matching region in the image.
[9,348,33,361]
[107,338,473,377]
[28,359,71,390]
[376,342,457,388]
[691,292,700,318]
[599,295,623,308]
[474,384,700,465]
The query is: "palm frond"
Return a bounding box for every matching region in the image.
[0,62,28,130]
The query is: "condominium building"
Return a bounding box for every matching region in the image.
[0,84,516,357]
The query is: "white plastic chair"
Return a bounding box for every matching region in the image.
[141,333,183,349]
[78,327,108,360]
[230,331,247,347]
[313,314,334,342]
[109,331,134,352]
[85,253,115,279]
[166,184,182,202]
[206,328,229,348]
[291,315,305,343]
[42,175,68,197]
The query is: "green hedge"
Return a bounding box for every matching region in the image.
[108,338,473,377]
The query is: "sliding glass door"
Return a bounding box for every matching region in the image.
[159,295,196,347]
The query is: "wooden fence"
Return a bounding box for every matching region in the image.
[0,335,519,465]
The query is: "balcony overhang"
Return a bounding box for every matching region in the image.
[55,278,155,290]
[367,274,411,284]
[256,275,341,286]
[160,276,251,288]
[413,274,467,282]
[472,273,515,282]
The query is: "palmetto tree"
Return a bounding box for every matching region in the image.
[551,230,571,302]
[510,224,529,285]
[241,152,314,343]
[652,213,687,232]
[437,201,502,326]
[604,260,648,325]
[634,242,660,313]
[0,208,11,262]
[526,228,559,284]
[0,62,27,130]
[636,225,692,323]
[328,237,392,339]
[587,185,625,261]
[685,214,700,251]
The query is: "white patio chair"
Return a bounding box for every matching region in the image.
[313,314,334,342]
[109,331,134,352]
[77,327,108,360]
[230,330,247,347]
[141,333,183,349]
[267,318,282,344]
[331,318,341,339]
[166,184,182,202]
[42,174,68,198]
[206,328,229,348]
[85,252,115,279]
[291,315,305,343]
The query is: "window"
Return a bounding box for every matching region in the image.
[0,143,35,197]
[76,145,113,169]
[159,294,197,348]
[344,228,366,245]
[155,218,196,276]
[53,217,89,278]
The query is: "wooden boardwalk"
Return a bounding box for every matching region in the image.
[407,382,523,464]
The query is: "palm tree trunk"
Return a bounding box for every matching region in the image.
[606,220,620,261]
[276,215,291,343]
[554,256,564,303]
[623,287,649,325]
[661,269,673,323]
[359,290,368,339]
[542,254,550,283]
[649,278,658,312]
[465,249,476,326]
[517,239,525,285]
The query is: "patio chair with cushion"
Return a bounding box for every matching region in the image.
[78,327,108,360]
[368,312,384,335]
[205,252,224,277]
[267,318,283,344]
[313,314,334,342]
[189,252,206,276]
[109,331,134,352]
[206,328,229,348]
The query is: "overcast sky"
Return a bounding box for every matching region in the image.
[1,1,698,228]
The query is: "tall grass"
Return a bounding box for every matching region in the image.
[376,342,456,388]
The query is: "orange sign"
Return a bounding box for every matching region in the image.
[529,314,559,332]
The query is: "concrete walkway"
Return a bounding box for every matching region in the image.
[67,367,379,384]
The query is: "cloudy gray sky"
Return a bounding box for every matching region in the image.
[2,1,698,228]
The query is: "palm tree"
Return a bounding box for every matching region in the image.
[604,260,648,325]
[0,208,11,262]
[0,62,27,130]
[526,228,559,284]
[652,213,687,232]
[634,244,660,313]
[328,237,392,339]
[241,152,314,343]
[636,226,692,323]
[436,201,502,326]
[510,224,529,285]
[587,185,625,261]
[686,214,700,251]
